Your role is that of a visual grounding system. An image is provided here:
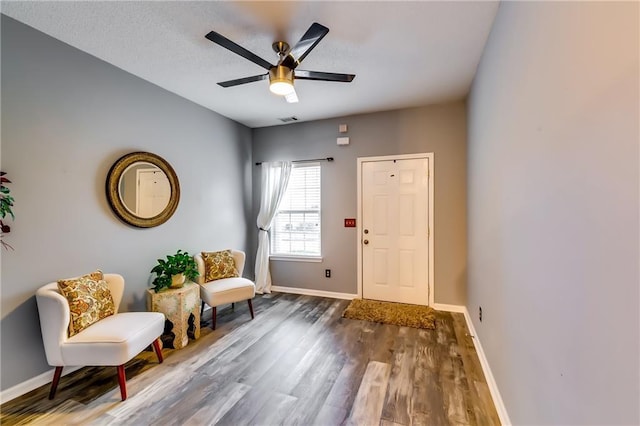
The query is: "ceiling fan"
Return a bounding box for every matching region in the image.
[205,22,355,103]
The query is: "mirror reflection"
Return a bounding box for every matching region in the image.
[106,151,180,228]
[118,162,171,218]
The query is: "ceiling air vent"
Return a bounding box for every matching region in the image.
[278,116,298,123]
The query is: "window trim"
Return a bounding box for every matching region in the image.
[269,255,323,263]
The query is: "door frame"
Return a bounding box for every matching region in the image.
[356,153,435,305]
[136,167,169,217]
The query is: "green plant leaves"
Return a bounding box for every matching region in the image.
[150,249,200,292]
[0,171,14,250]
[0,172,14,220]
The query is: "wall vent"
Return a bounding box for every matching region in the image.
[278,116,298,123]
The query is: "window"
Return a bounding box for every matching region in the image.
[271,163,321,258]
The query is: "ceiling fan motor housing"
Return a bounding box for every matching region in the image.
[272,41,290,56]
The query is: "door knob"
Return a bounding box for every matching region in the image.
[363,239,369,245]
[364,229,369,234]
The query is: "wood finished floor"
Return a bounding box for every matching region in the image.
[0,293,500,425]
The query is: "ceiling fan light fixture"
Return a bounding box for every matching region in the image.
[269,66,294,95]
[285,91,299,103]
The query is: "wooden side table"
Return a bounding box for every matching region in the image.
[147,282,201,349]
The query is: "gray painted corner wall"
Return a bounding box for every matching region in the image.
[0,15,252,391]
[468,2,639,424]
[252,102,467,305]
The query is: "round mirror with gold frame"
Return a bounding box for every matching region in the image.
[106,152,180,228]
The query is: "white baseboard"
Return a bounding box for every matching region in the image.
[432,303,466,313]
[461,307,511,426]
[271,285,358,300]
[0,365,82,404]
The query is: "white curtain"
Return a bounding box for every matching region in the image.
[255,161,292,293]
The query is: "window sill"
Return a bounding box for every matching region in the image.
[270,255,323,263]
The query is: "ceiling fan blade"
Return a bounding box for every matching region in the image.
[295,70,355,83]
[206,31,273,71]
[282,23,329,69]
[217,73,268,88]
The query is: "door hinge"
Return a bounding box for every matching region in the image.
[428,228,430,238]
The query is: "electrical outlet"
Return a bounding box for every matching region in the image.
[479,306,483,322]
[325,269,331,278]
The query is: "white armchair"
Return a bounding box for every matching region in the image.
[194,250,256,330]
[35,273,165,401]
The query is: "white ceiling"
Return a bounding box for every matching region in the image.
[2,1,499,128]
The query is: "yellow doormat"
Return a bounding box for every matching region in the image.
[342,298,436,330]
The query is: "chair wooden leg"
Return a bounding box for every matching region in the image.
[48,366,63,400]
[248,299,255,319]
[200,301,205,317]
[211,307,217,330]
[117,365,127,401]
[152,338,163,363]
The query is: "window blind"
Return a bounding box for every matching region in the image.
[271,164,321,256]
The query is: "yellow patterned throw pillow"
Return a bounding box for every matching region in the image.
[57,270,115,337]
[202,250,239,282]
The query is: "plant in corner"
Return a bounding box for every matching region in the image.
[0,171,15,250]
[151,249,199,293]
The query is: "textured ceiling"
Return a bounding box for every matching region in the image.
[2,1,499,128]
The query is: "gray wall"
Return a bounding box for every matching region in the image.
[252,102,467,305]
[1,15,252,391]
[467,2,639,424]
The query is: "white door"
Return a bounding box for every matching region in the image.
[136,169,171,218]
[360,157,430,305]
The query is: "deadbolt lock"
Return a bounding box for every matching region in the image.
[364,229,369,234]
[363,239,369,245]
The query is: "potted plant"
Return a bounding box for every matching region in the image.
[1,171,15,250]
[151,249,199,292]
